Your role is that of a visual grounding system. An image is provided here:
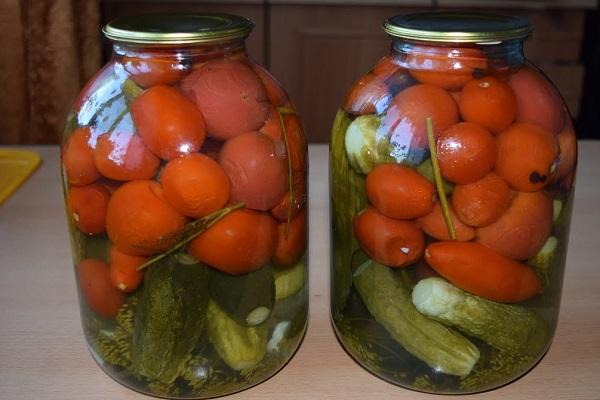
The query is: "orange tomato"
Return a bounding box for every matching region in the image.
[259,106,287,159]
[161,153,231,218]
[284,114,308,172]
[416,202,475,241]
[187,208,278,275]
[366,163,435,219]
[425,241,542,302]
[495,122,559,192]
[93,131,160,181]
[476,191,553,260]
[406,46,488,90]
[459,76,517,134]
[121,55,189,87]
[219,131,288,211]
[508,66,565,134]
[554,121,577,181]
[182,59,269,140]
[77,259,124,317]
[62,127,101,186]
[109,246,146,293]
[372,55,402,77]
[353,207,425,268]
[382,84,458,149]
[131,85,206,160]
[67,183,111,235]
[437,122,497,184]
[251,63,289,107]
[452,173,512,227]
[343,73,391,115]
[270,173,307,222]
[106,180,186,256]
[273,209,307,266]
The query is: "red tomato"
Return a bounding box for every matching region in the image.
[452,173,512,228]
[495,123,559,192]
[459,76,517,134]
[67,183,111,235]
[109,247,146,293]
[182,59,269,140]
[93,131,160,181]
[425,242,542,302]
[381,84,459,150]
[406,46,488,91]
[131,85,206,160]
[187,209,278,275]
[121,55,188,87]
[62,127,101,186]
[353,207,425,268]
[343,73,392,115]
[416,202,475,242]
[554,121,577,181]
[437,122,497,184]
[476,191,553,260]
[366,163,435,219]
[77,259,124,318]
[508,66,565,134]
[273,209,307,266]
[219,132,288,211]
[270,173,307,222]
[251,63,289,106]
[161,153,231,219]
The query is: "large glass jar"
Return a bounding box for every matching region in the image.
[61,14,308,399]
[330,12,576,394]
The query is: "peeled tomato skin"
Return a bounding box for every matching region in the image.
[181,59,270,140]
[219,132,288,211]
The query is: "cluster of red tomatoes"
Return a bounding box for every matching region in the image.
[344,46,576,303]
[63,51,307,317]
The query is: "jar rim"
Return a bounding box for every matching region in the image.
[102,13,254,45]
[383,12,532,44]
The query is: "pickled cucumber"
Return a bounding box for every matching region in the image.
[207,300,268,371]
[274,259,306,301]
[131,256,209,383]
[353,260,480,376]
[209,264,275,327]
[330,109,369,315]
[413,277,547,356]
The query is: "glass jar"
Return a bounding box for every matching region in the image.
[330,12,576,394]
[61,13,308,399]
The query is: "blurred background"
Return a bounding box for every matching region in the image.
[0,0,598,144]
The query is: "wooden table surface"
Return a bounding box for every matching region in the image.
[1,144,599,400]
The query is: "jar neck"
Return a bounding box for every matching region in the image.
[390,39,525,71]
[112,38,248,63]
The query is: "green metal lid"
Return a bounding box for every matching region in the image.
[103,13,254,45]
[383,12,532,43]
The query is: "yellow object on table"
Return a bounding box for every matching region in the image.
[0,149,42,205]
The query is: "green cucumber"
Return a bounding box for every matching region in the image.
[274,259,306,301]
[330,109,369,316]
[209,265,275,327]
[354,260,480,377]
[207,300,268,371]
[412,277,547,356]
[131,256,209,384]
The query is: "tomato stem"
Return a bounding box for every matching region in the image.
[136,202,245,271]
[277,107,294,239]
[426,117,456,240]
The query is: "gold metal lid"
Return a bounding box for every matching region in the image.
[383,12,532,43]
[103,13,254,45]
